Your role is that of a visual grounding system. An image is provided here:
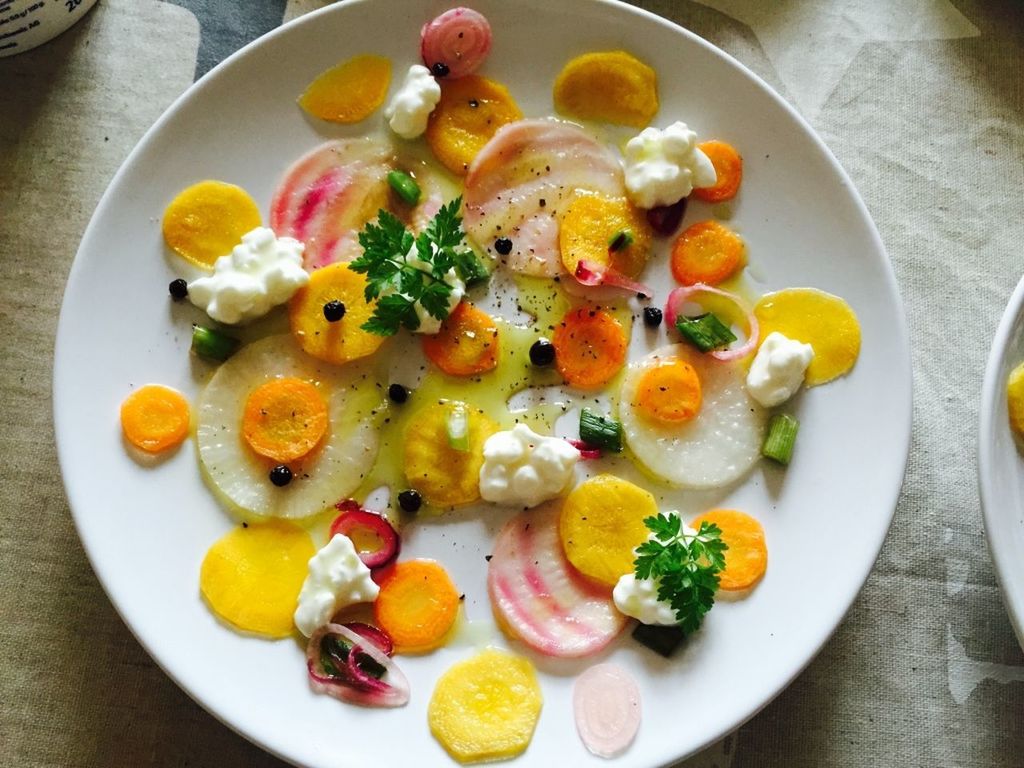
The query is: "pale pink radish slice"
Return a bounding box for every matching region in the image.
[270,140,445,269]
[463,119,625,277]
[420,8,492,79]
[487,502,628,658]
[573,663,642,758]
[271,139,392,269]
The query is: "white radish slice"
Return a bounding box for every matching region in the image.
[487,502,628,658]
[197,334,385,519]
[573,663,642,758]
[619,344,766,489]
[463,119,624,276]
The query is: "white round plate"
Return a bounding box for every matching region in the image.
[53,1,912,766]
[979,276,1024,651]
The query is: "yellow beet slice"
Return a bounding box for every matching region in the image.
[1008,362,1024,437]
[429,649,543,764]
[559,194,653,278]
[553,50,658,128]
[559,474,658,587]
[404,401,497,507]
[298,54,391,123]
[426,75,522,176]
[162,180,262,269]
[199,520,315,638]
[690,508,767,591]
[288,262,386,365]
[753,288,861,386]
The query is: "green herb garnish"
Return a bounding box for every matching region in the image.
[350,197,480,336]
[633,513,727,634]
[675,312,737,353]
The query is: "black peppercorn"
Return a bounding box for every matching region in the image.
[269,465,293,487]
[323,300,346,322]
[529,338,555,367]
[168,278,188,300]
[431,61,450,77]
[494,237,513,256]
[643,307,663,328]
[388,383,409,404]
[398,489,422,513]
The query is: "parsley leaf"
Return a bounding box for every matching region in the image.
[350,196,484,335]
[632,515,728,634]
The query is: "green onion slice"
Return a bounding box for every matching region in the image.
[675,313,737,353]
[191,324,240,362]
[387,170,421,206]
[762,413,799,465]
[445,402,470,451]
[579,408,624,453]
[608,229,635,252]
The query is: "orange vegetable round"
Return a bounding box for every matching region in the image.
[671,220,746,286]
[298,54,392,123]
[559,194,653,278]
[553,307,628,390]
[162,181,262,269]
[288,262,386,365]
[422,302,500,376]
[692,141,743,203]
[120,384,191,454]
[426,75,522,176]
[374,559,461,653]
[633,358,702,423]
[689,508,767,591]
[241,377,328,463]
[553,50,658,128]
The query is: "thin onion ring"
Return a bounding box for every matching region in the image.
[664,284,759,361]
[306,623,409,707]
[574,260,652,298]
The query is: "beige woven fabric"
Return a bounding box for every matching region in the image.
[2,1,1022,766]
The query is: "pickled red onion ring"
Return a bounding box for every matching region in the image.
[420,8,492,79]
[664,283,759,361]
[574,260,652,298]
[329,503,401,570]
[306,623,409,707]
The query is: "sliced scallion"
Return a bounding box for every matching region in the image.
[762,413,799,465]
[446,402,470,451]
[675,313,737,353]
[579,408,623,453]
[387,170,421,206]
[608,228,634,252]
[191,324,240,362]
[458,253,491,287]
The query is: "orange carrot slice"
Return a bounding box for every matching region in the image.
[421,302,500,376]
[241,377,328,463]
[553,307,628,389]
[426,75,522,176]
[120,384,191,454]
[633,358,701,423]
[374,559,460,653]
[689,508,767,591]
[692,141,743,203]
[670,220,746,286]
[298,54,391,123]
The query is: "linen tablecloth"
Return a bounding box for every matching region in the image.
[2,1,1023,765]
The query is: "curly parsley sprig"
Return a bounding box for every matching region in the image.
[633,513,728,634]
[349,196,484,336]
